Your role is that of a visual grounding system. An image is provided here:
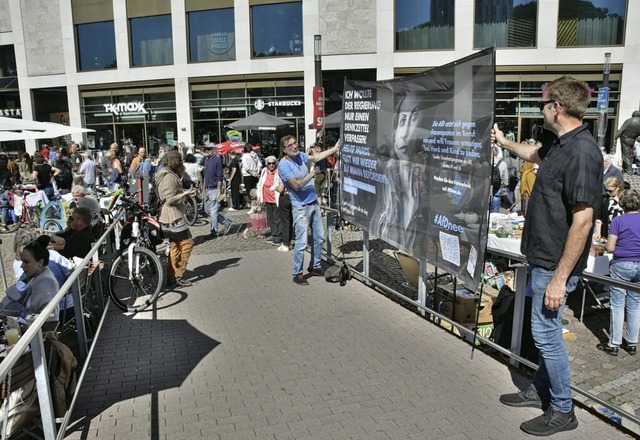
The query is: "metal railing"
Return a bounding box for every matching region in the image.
[0,210,122,440]
[321,211,640,431]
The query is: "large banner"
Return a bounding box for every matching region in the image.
[340,48,495,291]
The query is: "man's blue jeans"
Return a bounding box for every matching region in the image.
[0,191,9,226]
[206,188,220,235]
[292,202,324,275]
[609,261,640,345]
[490,187,502,213]
[527,265,578,413]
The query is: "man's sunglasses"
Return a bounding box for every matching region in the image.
[538,100,556,110]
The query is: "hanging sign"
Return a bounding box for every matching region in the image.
[313,86,325,130]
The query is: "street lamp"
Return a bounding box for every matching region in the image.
[312,34,325,135]
[597,52,611,151]
[314,35,322,86]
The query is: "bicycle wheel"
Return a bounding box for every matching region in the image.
[183,196,198,226]
[42,219,64,233]
[108,246,163,312]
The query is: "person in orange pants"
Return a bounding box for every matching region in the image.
[155,150,196,288]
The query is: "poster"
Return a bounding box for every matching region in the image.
[340,48,495,291]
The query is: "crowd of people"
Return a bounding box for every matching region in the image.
[2,75,639,438]
[1,134,342,315]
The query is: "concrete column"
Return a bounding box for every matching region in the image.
[113,0,130,71]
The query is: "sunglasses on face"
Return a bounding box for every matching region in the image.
[267,162,276,165]
[538,100,556,110]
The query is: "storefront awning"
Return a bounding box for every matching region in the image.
[0,116,94,142]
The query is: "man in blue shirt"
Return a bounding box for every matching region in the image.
[202,147,224,239]
[278,135,340,285]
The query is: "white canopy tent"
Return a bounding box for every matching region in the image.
[0,116,94,142]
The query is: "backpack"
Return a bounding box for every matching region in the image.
[491,160,502,190]
[55,160,73,189]
[324,261,352,286]
[147,185,163,216]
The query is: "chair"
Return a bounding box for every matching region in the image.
[394,251,419,289]
[0,351,39,438]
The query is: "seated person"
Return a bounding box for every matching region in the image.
[70,185,101,217]
[51,207,94,259]
[10,229,74,322]
[17,235,59,323]
[70,184,103,237]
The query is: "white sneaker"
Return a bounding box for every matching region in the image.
[227,207,237,211]
[277,244,290,252]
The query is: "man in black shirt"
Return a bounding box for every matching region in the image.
[51,207,94,259]
[492,76,602,436]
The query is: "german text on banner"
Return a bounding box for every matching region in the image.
[339,48,495,291]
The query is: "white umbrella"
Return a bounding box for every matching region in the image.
[0,116,94,142]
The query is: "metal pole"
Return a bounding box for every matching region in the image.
[314,35,323,149]
[314,35,322,92]
[597,52,611,151]
[315,34,334,257]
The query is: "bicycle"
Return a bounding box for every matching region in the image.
[183,192,198,226]
[0,185,44,233]
[106,190,164,313]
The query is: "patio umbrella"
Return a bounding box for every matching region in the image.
[307,109,343,129]
[212,140,260,155]
[0,116,94,142]
[226,111,293,131]
[323,110,343,129]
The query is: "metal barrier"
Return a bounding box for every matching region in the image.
[0,210,122,440]
[320,218,640,430]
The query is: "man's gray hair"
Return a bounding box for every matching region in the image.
[71,185,86,196]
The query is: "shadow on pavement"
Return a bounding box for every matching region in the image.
[189,257,242,281]
[67,315,220,439]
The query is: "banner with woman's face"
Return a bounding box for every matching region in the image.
[339,48,495,291]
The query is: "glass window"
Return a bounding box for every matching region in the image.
[0,45,18,77]
[396,0,455,50]
[248,87,275,98]
[251,2,303,58]
[130,15,173,67]
[188,8,236,62]
[557,0,626,46]
[76,21,117,71]
[474,0,538,48]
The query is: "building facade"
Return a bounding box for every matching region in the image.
[0,0,638,155]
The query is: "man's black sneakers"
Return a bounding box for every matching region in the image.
[307,267,324,276]
[500,386,546,409]
[520,407,578,436]
[293,274,309,285]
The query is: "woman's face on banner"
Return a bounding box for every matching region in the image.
[394,100,422,160]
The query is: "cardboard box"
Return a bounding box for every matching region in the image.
[435,321,493,346]
[462,322,494,346]
[434,284,494,324]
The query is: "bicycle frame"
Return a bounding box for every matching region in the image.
[108,191,162,280]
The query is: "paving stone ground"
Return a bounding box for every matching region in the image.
[33,206,626,439]
[64,245,630,440]
[1,182,637,439]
